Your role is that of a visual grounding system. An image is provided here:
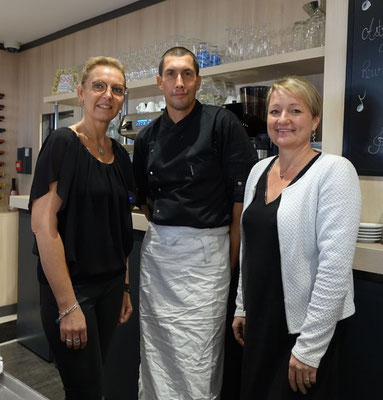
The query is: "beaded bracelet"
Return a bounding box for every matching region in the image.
[124,283,131,293]
[55,301,79,325]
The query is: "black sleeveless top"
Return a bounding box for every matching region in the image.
[29,127,135,284]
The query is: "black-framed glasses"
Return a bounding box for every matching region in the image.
[84,80,126,97]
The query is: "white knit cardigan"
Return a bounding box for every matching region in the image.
[235,152,361,367]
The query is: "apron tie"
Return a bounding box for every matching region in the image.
[200,236,212,263]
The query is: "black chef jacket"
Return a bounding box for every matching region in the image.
[133,100,257,228]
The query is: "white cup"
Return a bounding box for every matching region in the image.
[136,102,146,113]
[224,96,236,104]
[158,100,166,110]
[145,101,156,113]
[155,103,161,112]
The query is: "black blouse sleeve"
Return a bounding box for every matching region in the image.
[133,128,150,206]
[216,110,258,203]
[29,128,76,211]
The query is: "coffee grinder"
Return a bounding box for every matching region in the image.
[224,85,277,160]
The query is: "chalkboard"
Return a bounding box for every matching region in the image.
[343,0,383,176]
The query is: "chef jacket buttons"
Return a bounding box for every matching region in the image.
[149,171,154,175]
[158,188,162,192]
[156,209,160,213]
[237,181,243,186]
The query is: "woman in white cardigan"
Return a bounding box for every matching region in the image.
[232,76,361,399]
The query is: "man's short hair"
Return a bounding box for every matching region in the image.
[158,47,199,77]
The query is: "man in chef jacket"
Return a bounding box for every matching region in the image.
[133,46,257,400]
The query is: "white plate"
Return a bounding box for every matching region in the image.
[358,228,382,233]
[359,222,383,229]
[357,234,382,239]
[357,237,382,243]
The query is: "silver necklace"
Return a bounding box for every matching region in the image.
[97,147,105,155]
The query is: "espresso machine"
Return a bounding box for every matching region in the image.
[224,85,277,160]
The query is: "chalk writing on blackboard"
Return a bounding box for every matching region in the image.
[361,59,383,78]
[362,0,371,12]
[368,128,383,154]
[361,18,383,41]
[343,0,383,175]
[357,92,366,112]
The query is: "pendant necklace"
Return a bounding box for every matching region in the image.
[278,151,312,180]
[79,124,106,155]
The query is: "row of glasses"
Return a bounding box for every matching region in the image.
[118,34,226,81]
[119,37,215,81]
[118,10,324,82]
[223,12,325,63]
[224,24,294,63]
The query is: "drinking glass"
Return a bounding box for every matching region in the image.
[212,80,226,106]
[293,21,307,51]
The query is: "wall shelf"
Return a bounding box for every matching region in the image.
[43,47,325,104]
[43,91,79,107]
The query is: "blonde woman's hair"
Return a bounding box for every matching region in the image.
[266,75,322,118]
[81,56,126,86]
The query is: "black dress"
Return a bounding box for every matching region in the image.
[241,154,345,400]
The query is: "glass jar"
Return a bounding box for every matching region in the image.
[209,45,221,66]
[197,42,210,69]
[293,21,307,51]
[307,9,325,48]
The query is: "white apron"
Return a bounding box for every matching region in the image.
[138,222,231,400]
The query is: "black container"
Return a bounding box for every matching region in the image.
[239,86,269,121]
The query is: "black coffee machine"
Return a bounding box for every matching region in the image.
[224,85,277,160]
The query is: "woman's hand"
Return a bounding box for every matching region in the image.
[232,316,246,346]
[60,306,87,350]
[119,292,133,324]
[288,354,317,395]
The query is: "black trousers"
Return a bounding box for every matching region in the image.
[40,272,125,400]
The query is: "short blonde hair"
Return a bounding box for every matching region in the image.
[266,75,322,118]
[81,56,126,86]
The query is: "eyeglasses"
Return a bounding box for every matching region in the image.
[84,80,126,97]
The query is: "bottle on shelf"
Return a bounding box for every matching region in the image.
[0,105,4,110]
[0,161,4,166]
[0,150,5,155]
[9,178,18,211]
[0,183,5,189]
[0,94,4,99]
[0,116,4,121]
[0,139,4,144]
[0,171,4,177]
[0,194,4,200]
[0,128,5,133]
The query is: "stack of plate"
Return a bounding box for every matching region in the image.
[357,222,383,243]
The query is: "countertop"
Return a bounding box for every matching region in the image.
[9,195,148,232]
[9,195,383,275]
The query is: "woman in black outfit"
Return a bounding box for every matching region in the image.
[30,56,135,400]
[232,76,361,399]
